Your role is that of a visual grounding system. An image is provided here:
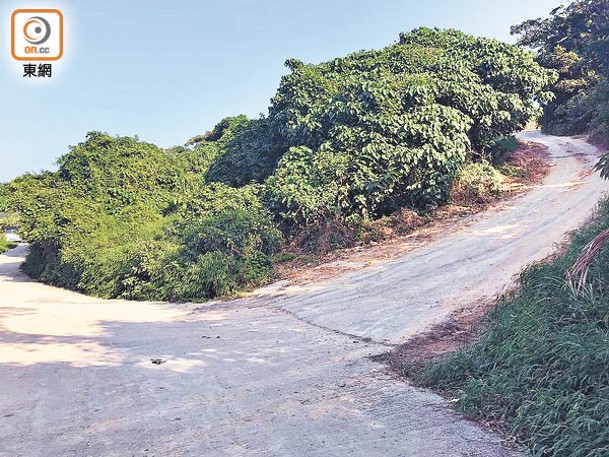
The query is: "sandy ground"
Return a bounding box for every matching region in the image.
[0,132,605,456]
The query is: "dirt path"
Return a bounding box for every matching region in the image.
[0,133,604,456]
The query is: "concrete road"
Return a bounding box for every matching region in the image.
[0,133,604,456]
[273,131,608,343]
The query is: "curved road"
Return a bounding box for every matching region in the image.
[273,131,608,343]
[0,133,605,456]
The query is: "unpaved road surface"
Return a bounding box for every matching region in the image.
[0,133,604,456]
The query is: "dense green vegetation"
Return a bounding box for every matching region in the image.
[408,198,609,456]
[0,240,14,254]
[0,229,10,254]
[512,0,609,146]
[0,183,15,253]
[10,133,282,300]
[0,183,9,212]
[216,28,554,226]
[6,28,555,301]
[396,5,609,456]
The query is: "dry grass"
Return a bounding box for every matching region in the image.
[566,227,609,293]
[376,298,496,370]
[499,141,551,194]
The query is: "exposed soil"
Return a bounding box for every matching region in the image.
[376,297,495,372]
[371,295,521,442]
[499,140,551,193]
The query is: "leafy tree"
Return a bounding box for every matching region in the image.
[263,28,555,225]
[512,0,609,142]
[512,0,609,76]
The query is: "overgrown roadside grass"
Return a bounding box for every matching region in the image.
[386,197,609,456]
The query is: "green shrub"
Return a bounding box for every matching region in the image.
[450,162,502,205]
[490,136,519,161]
[13,134,284,302]
[163,252,237,301]
[181,208,281,257]
[413,199,609,456]
[205,117,282,186]
[0,183,9,212]
[589,79,609,147]
[199,28,556,228]
[260,28,554,228]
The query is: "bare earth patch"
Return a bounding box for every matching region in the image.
[376,297,494,370]
[374,295,520,446]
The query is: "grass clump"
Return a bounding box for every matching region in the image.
[450,162,502,205]
[408,198,609,456]
[491,136,520,159]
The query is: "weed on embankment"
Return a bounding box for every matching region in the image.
[390,199,609,456]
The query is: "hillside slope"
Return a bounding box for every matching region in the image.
[0,133,605,456]
[266,132,607,343]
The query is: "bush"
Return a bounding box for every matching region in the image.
[589,79,609,147]
[490,136,519,161]
[261,28,554,228]
[0,183,9,212]
[205,117,283,186]
[537,79,608,143]
[13,134,284,302]
[450,162,502,205]
[414,198,609,456]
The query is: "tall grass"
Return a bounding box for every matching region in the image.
[411,198,609,456]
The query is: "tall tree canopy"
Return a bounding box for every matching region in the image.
[512,0,609,143]
[512,0,609,76]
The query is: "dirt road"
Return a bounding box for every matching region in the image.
[0,133,605,456]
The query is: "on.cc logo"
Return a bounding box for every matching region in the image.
[11,9,63,61]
